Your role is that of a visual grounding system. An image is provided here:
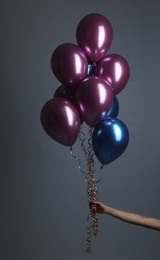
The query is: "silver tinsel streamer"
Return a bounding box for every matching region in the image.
[85,127,98,253]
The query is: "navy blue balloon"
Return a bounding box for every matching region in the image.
[87,62,96,76]
[92,118,129,165]
[104,96,119,119]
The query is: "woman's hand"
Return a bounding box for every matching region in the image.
[89,200,107,214]
[90,200,160,231]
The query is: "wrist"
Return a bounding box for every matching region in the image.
[103,205,111,214]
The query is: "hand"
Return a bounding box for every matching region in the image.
[89,200,107,214]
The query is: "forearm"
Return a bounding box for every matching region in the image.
[103,206,160,231]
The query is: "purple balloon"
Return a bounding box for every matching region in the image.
[96,54,130,95]
[53,85,76,104]
[76,13,113,62]
[40,98,81,146]
[51,43,88,89]
[75,76,113,127]
[53,85,83,123]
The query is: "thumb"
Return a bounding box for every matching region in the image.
[91,200,99,205]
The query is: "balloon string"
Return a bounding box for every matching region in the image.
[86,214,92,253]
[78,125,88,162]
[70,125,101,253]
[69,146,86,176]
[96,165,104,184]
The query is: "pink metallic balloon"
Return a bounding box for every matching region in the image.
[75,76,113,127]
[76,13,113,62]
[53,85,83,123]
[51,43,88,89]
[96,54,130,95]
[40,98,81,146]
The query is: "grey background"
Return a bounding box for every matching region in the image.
[1,0,160,259]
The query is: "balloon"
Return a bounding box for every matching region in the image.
[53,85,76,104]
[104,96,119,119]
[53,85,83,123]
[40,98,81,146]
[51,43,88,89]
[75,76,113,127]
[92,118,129,165]
[96,54,130,95]
[76,13,113,62]
[87,62,96,77]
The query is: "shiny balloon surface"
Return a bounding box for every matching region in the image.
[104,96,119,119]
[51,43,88,89]
[92,118,129,164]
[75,76,113,127]
[53,85,76,104]
[40,98,81,146]
[53,85,83,123]
[76,13,113,62]
[87,63,96,77]
[96,54,130,95]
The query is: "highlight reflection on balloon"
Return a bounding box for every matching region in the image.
[96,54,130,95]
[104,96,119,119]
[40,98,81,146]
[92,118,129,164]
[51,43,88,89]
[75,76,113,127]
[87,63,96,77]
[76,13,113,62]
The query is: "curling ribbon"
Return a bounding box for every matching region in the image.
[69,125,102,253]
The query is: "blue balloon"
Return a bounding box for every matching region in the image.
[92,118,129,165]
[87,62,96,76]
[104,96,119,119]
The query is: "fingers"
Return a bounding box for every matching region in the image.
[91,205,97,213]
[89,200,99,213]
[89,200,97,205]
[91,200,99,205]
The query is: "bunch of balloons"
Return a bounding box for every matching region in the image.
[41,13,130,253]
[40,13,130,165]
